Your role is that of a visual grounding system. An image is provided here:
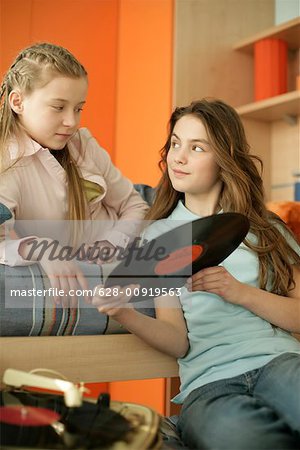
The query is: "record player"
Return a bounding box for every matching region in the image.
[0,369,161,449]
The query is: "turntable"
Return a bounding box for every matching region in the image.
[0,369,161,449]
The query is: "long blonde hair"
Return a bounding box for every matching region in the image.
[0,42,88,221]
[146,99,300,295]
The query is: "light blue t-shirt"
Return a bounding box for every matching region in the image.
[143,201,300,404]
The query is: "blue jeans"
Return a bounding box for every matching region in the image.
[177,352,300,449]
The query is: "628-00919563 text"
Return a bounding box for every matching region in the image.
[94,286,183,297]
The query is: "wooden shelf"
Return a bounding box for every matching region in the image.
[233,17,300,53]
[236,90,300,121]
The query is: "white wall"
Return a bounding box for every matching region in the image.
[275,0,300,24]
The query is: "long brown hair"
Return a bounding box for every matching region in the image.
[0,42,88,221]
[146,98,300,295]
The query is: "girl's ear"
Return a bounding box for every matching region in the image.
[8,90,24,114]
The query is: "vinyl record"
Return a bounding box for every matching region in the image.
[105,212,249,292]
[0,405,60,426]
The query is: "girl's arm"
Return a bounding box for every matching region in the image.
[18,237,90,307]
[82,129,149,220]
[93,290,189,358]
[187,265,300,333]
[238,265,300,332]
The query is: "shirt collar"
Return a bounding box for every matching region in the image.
[170,200,223,221]
[170,200,202,221]
[8,134,45,160]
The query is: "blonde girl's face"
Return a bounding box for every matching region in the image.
[11,76,88,150]
[167,114,222,202]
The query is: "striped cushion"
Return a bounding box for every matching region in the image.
[0,262,107,336]
[0,261,155,336]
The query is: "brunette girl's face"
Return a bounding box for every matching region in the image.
[10,75,88,150]
[167,114,222,203]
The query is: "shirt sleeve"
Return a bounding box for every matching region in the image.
[80,129,149,247]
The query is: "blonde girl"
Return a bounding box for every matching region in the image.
[0,42,148,305]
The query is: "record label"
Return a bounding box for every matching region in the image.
[155,244,204,275]
[0,405,60,426]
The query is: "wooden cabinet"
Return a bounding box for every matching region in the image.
[233,17,300,201]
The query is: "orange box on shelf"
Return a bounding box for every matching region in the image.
[254,38,288,101]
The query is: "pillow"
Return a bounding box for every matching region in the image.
[267,201,300,242]
[0,261,155,337]
[0,262,107,336]
[134,184,156,205]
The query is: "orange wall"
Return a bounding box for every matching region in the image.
[0,0,119,152]
[0,0,174,415]
[115,0,174,186]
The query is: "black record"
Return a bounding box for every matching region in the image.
[105,212,249,293]
[0,390,131,449]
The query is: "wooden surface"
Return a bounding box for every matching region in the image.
[233,17,300,53]
[0,334,179,383]
[236,91,300,121]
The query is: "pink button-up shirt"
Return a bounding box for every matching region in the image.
[0,128,149,266]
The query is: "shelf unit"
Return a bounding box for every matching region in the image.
[234,17,300,121]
